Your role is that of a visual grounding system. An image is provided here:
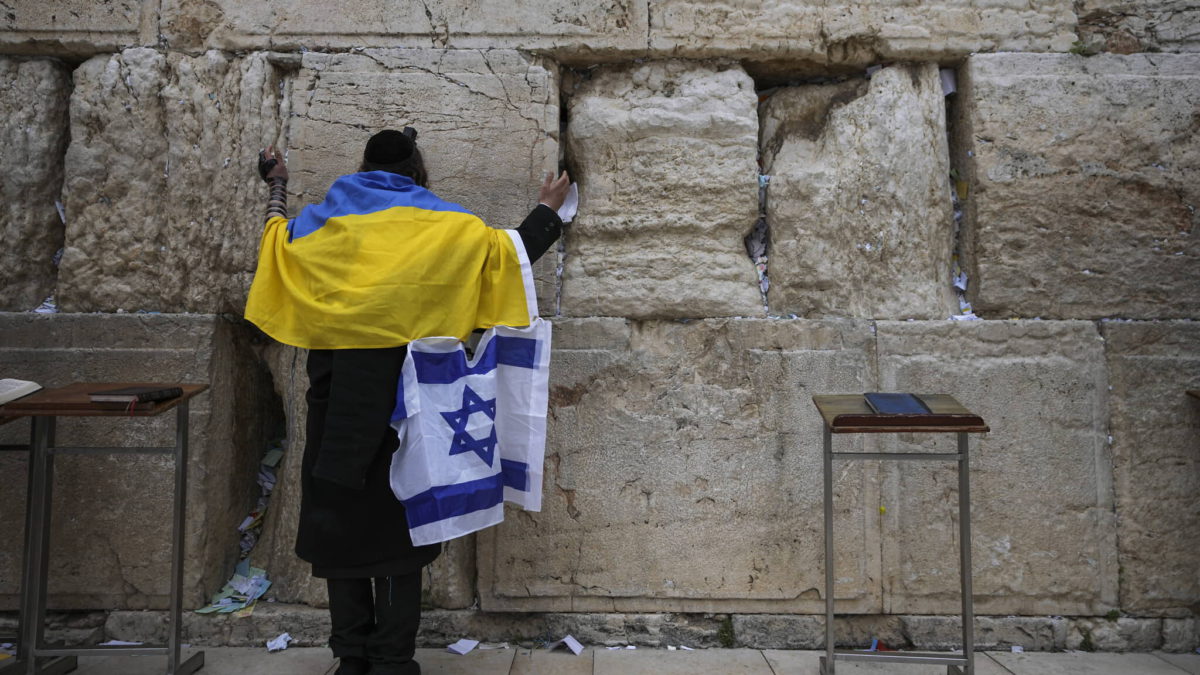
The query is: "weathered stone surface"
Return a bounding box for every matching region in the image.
[649,1,1077,66]
[1067,617,1163,651]
[58,48,288,313]
[732,615,906,650]
[762,63,956,319]
[289,49,561,313]
[424,536,476,610]
[0,57,70,311]
[562,61,763,319]
[1163,618,1199,652]
[876,321,1116,615]
[1077,1,1200,54]
[0,313,279,610]
[954,53,1200,319]
[902,615,1068,651]
[0,0,146,55]
[159,0,647,55]
[478,318,880,613]
[1103,321,1200,616]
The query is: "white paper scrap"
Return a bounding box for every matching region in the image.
[940,68,958,96]
[680,646,694,651]
[547,635,584,656]
[557,183,579,224]
[447,639,479,655]
[1011,645,1024,653]
[98,640,143,646]
[266,632,292,652]
[667,645,677,651]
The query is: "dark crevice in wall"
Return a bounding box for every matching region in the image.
[943,58,977,320]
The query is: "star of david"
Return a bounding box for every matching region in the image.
[440,385,498,465]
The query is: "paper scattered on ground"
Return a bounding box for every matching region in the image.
[447,639,479,655]
[195,558,271,615]
[547,635,584,656]
[266,633,292,652]
[557,183,579,224]
[477,642,509,650]
[98,640,143,646]
[1012,645,1024,653]
[605,645,637,650]
[680,645,694,651]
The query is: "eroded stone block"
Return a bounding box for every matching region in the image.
[159,0,647,55]
[1067,617,1163,651]
[562,61,763,319]
[0,313,278,610]
[762,63,956,319]
[58,49,288,313]
[289,49,561,313]
[1078,1,1200,53]
[902,614,1068,651]
[956,53,1200,319]
[649,1,1077,66]
[1103,321,1200,616]
[876,320,1116,615]
[0,58,70,311]
[0,0,145,56]
[478,318,880,613]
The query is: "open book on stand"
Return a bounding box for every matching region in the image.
[0,379,42,405]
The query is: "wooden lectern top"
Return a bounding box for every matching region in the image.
[0,382,208,418]
[812,394,989,434]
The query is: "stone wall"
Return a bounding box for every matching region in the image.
[1,0,1198,651]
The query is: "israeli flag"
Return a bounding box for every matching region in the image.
[388,230,549,546]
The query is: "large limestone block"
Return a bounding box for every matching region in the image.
[1103,321,1200,616]
[876,320,1117,615]
[57,48,288,314]
[1077,1,1200,53]
[252,343,477,609]
[0,313,280,610]
[0,0,146,56]
[762,63,956,319]
[955,53,1200,319]
[648,1,1077,66]
[478,317,882,613]
[289,49,561,312]
[159,0,647,55]
[0,58,70,311]
[562,61,763,319]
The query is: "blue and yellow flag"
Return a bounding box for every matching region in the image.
[245,171,535,349]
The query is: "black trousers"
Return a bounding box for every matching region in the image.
[327,573,422,675]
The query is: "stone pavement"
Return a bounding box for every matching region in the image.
[34,647,1200,674]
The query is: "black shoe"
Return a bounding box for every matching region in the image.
[335,656,371,675]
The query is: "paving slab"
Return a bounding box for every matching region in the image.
[764,650,1012,674]
[509,647,596,674]
[990,650,1193,674]
[593,647,772,674]
[71,647,335,675]
[415,647,517,674]
[1156,652,1200,675]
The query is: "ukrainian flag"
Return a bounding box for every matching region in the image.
[245,171,535,349]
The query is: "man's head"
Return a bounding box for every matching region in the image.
[360,127,428,187]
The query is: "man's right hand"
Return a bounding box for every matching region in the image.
[259,146,289,182]
[537,170,571,211]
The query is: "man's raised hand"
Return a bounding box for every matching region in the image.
[537,170,571,211]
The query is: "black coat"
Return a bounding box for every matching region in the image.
[296,347,441,578]
[293,204,564,578]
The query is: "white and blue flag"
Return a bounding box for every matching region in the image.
[388,317,550,546]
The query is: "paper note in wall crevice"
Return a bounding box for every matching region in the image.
[557,183,579,224]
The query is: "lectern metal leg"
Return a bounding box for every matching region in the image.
[169,404,190,674]
[958,432,974,675]
[822,425,835,675]
[20,418,57,675]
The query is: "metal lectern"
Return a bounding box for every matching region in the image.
[812,394,989,675]
[0,383,208,675]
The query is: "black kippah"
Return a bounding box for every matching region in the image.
[364,129,415,165]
